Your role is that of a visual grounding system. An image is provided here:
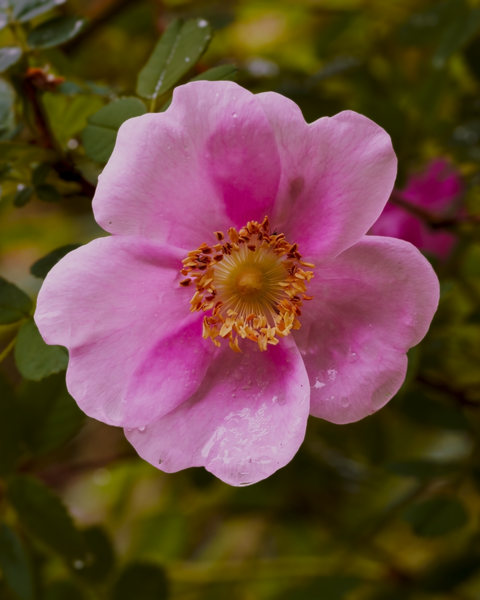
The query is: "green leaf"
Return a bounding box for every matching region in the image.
[111,563,169,600]
[0,77,15,137]
[43,580,84,600]
[403,497,469,537]
[136,18,212,101]
[0,524,34,600]
[432,6,480,68]
[31,163,50,186]
[13,185,35,207]
[8,475,86,561]
[0,376,24,476]
[36,184,61,202]
[82,97,147,163]
[0,276,32,324]
[31,386,84,456]
[13,0,67,23]
[14,318,68,381]
[387,460,459,480]
[80,527,115,584]
[0,48,22,73]
[30,244,81,279]
[27,16,86,50]
[190,64,238,82]
[42,93,104,148]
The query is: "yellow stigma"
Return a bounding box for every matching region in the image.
[180,216,315,352]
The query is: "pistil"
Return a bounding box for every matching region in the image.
[180,216,314,352]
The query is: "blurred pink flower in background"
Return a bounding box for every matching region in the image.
[370,159,463,260]
[35,82,439,486]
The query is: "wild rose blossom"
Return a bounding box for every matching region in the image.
[370,159,463,260]
[35,81,439,486]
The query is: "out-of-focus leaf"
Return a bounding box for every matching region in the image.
[432,6,480,68]
[14,318,68,381]
[0,47,22,73]
[13,0,67,23]
[419,550,480,592]
[8,475,86,561]
[0,10,8,32]
[278,575,360,600]
[80,526,115,584]
[31,163,50,186]
[43,580,84,600]
[387,460,459,480]
[27,16,86,50]
[0,524,34,600]
[30,244,81,279]
[13,185,34,207]
[398,0,459,46]
[0,276,32,324]
[399,389,470,430]
[82,97,147,163]
[403,497,468,537]
[31,385,84,456]
[36,184,61,202]
[0,77,15,136]
[136,18,212,101]
[111,563,168,600]
[0,143,50,163]
[0,376,24,476]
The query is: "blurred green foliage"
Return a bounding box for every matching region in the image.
[1,0,480,599]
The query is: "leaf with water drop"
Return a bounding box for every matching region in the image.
[27,16,86,49]
[0,47,22,73]
[136,18,212,101]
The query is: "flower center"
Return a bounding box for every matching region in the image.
[180,217,314,352]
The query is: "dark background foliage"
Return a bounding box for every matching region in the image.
[1,0,480,598]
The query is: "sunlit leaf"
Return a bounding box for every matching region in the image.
[403,497,468,537]
[136,18,212,101]
[0,276,32,324]
[27,16,86,50]
[0,47,22,73]
[8,475,86,560]
[0,524,34,600]
[82,97,147,163]
[30,244,81,279]
[13,0,67,23]
[14,318,68,381]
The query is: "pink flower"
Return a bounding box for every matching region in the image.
[35,82,439,486]
[370,159,463,260]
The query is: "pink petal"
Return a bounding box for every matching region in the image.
[402,159,463,210]
[255,93,397,261]
[125,337,310,486]
[371,203,456,260]
[294,236,439,424]
[35,236,214,428]
[93,82,281,249]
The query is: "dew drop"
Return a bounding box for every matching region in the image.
[198,19,208,27]
[138,426,146,432]
[73,560,84,570]
[185,57,190,62]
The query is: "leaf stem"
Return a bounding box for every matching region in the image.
[0,335,17,363]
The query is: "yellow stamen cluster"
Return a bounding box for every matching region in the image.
[180,216,314,352]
